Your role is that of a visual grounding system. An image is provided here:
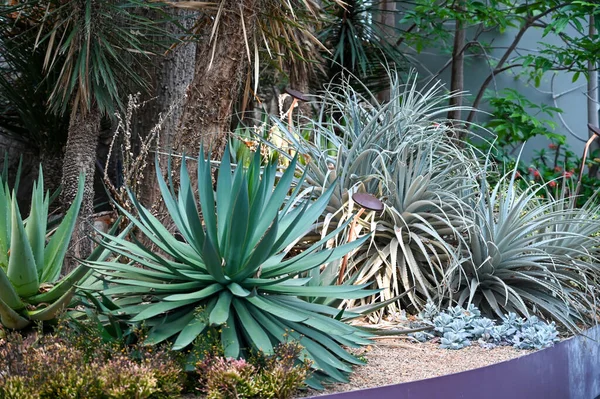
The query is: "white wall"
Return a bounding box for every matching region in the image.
[405,20,593,162]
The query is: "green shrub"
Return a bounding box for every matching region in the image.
[197,342,311,399]
[0,326,184,399]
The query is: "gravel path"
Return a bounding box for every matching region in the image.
[299,338,532,397]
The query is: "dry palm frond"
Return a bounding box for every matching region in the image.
[165,0,335,107]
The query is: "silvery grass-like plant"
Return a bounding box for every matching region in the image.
[262,72,479,315]
[87,147,375,388]
[450,168,600,330]
[0,168,109,329]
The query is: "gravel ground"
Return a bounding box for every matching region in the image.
[299,337,532,397]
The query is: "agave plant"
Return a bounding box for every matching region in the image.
[88,147,374,387]
[0,169,92,329]
[263,72,478,314]
[451,170,600,330]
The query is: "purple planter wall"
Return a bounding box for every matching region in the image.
[309,325,600,399]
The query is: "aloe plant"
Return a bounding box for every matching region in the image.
[0,169,89,329]
[88,147,375,387]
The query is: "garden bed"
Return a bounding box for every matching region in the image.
[301,324,600,399]
[299,338,531,397]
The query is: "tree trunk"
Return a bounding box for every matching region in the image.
[448,0,465,124]
[138,6,197,210]
[377,0,396,103]
[61,108,100,272]
[587,14,599,177]
[289,66,313,120]
[175,1,256,161]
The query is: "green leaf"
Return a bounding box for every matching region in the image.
[26,287,76,321]
[246,295,307,322]
[24,172,47,275]
[172,315,208,351]
[163,283,223,302]
[131,298,198,322]
[232,299,273,354]
[0,294,29,329]
[42,173,84,283]
[221,313,240,358]
[7,195,39,297]
[0,184,11,272]
[223,175,249,275]
[197,147,220,256]
[209,290,232,326]
[216,145,233,244]
[227,282,251,297]
[0,266,25,310]
[145,307,197,346]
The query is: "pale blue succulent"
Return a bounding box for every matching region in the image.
[419,300,439,320]
[433,312,454,333]
[502,312,525,330]
[446,319,470,336]
[491,323,517,342]
[410,331,435,342]
[416,304,560,350]
[513,322,559,350]
[447,305,466,319]
[464,304,482,323]
[471,318,496,339]
[440,331,471,350]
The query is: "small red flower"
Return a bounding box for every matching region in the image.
[515,171,521,179]
[549,143,558,150]
[554,166,562,173]
[533,170,540,179]
[564,171,574,179]
[549,181,557,188]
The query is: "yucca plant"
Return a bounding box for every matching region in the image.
[88,147,374,387]
[0,169,91,329]
[451,169,600,330]
[263,73,479,315]
[318,0,408,93]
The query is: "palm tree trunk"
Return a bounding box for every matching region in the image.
[138,6,197,210]
[175,1,256,161]
[61,108,100,272]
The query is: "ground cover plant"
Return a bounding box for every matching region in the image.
[0,316,312,399]
[410,301,560,350]
[197,341,311,399]
[0,320,184,399]
[86,146,375,388]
